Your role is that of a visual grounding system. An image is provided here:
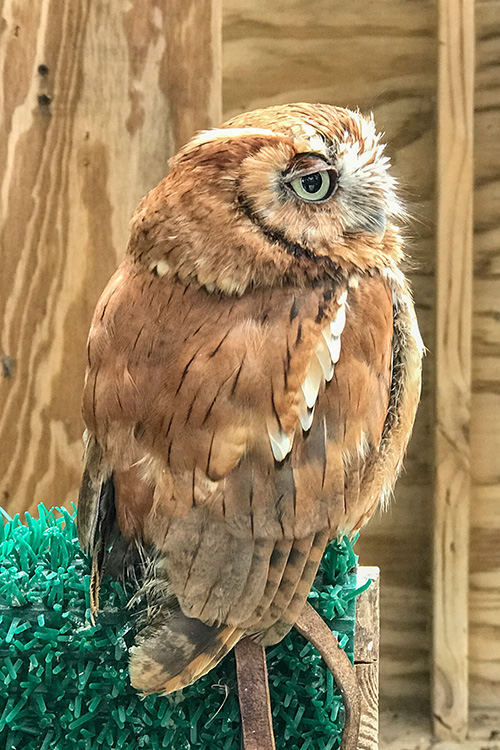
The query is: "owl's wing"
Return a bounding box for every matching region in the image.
[78,260,421,692]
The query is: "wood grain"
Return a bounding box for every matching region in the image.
[223,0,500,724]
[470,0,500,715]
[433,0,474,739]
[223,0,437,712]
[2,0,499,726]
[0,0,221,514]
[355,568,380,750]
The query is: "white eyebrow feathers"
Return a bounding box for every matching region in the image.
[192,127,284,146]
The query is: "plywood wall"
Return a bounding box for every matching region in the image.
[470,0,500,713]
[223,0,500,721]
[0,0,221,511]
[223,0,438,711]
[1,0,498,724]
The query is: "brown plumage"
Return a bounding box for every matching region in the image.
[77,103,423,695]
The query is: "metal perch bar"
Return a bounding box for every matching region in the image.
[236,601,362,750]
[295,602,361,750]
[235,638,276,750]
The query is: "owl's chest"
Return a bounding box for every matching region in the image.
[88,270,398,481]
[222,274,394,456]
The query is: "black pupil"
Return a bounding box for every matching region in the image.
[301,172,324,193]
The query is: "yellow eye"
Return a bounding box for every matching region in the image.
[289,170,337,202]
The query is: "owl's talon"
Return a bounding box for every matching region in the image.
[295,602,361,750]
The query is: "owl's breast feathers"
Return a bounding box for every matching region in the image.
[79,258,421,693]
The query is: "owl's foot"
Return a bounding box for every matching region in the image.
[235,638,276,750]
[295,601,361,750]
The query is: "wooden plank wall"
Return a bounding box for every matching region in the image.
[433,0,474,738]
[223,0,500,720]
[471,0,500,714]
[0,0,221,510]
[1,0,499,725]
[223,0,438,712]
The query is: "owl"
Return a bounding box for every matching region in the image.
[77,103,423,696]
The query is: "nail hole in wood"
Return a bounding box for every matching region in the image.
[38,94,52,113]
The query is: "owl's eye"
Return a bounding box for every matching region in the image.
[288,169,337,202]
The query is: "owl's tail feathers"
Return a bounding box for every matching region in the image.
[129,610,244,695]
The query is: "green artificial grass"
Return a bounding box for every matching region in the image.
[0,505,369,750]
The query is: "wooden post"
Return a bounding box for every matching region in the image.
[0,0,222,515]
[433,0,474,739]
[355,567,380,750]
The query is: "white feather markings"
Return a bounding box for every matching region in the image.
[322,329,341,363]
[301,356,323,409]
[149,259,171,276]
[297,292,347,434]
[330,302,346,337]
[411,313,425,356]
[268,291,349,454]
[299,403,315,432]
[192,127,282,146]
[268,425,294,462]
[315,336,334,381]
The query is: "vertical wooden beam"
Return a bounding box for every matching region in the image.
[0,0,221,516]
[433,0,474,739]
[355,567,380,750]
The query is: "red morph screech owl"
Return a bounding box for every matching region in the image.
[77,103,423,695]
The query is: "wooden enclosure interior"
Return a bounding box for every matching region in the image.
[1,0,499,739]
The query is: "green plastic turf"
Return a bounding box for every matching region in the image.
[0,505,369,750]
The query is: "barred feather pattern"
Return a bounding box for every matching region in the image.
[77,103,423,694]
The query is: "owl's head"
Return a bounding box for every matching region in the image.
[130,103,405,294]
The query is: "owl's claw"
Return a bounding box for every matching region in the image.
[295,602,362,750]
